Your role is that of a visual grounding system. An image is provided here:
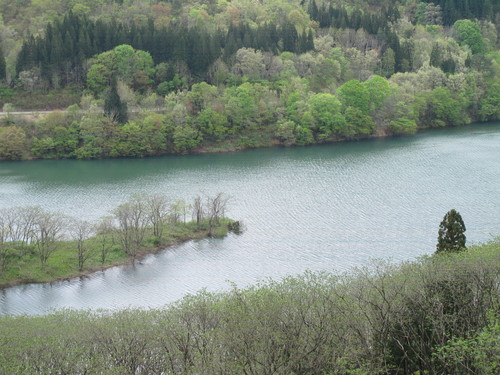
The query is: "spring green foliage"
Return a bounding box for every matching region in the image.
[0,237,498,374]
[87,44,154,95]
[0,126,26,159]
[453,19,485,54]
[0,0,498,160]
[479,82,500,121]
[435,311,500,374]
[436,209,467,254]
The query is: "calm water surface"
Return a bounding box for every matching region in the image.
[1,123,499,315]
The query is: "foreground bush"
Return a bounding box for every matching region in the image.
[0,238,498,374]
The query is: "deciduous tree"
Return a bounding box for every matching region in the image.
[113,195,149,259]
[33,209,66,266]
[96,216,116,267]
[71,219,94,272]
[454,19,484,54]
[0,126,26,160]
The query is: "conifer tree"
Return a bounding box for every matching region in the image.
[307,29,315,52]
[308,0,319,21]
[104,77,128,124]
[282,21,298,53]
[387,32,403,72]
[430,44,442,67]
[297,32,307,54]
[436,209,466,254]
[0,45,6,82]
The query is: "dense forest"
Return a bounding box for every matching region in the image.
[1,238,499,374]
[0,0,499,159]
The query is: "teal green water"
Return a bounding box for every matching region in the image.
[1,123,499,314]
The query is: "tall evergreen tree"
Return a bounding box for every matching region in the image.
[308,0,319,21]
[430,43,442,68]
[436,209,466,254]
[400,40,414,72]
[104,77,128,124]
[297,31,308,54]
[282,21,298,53]
[0,45,6,82]
[306,29,315,52]
[387,32,403,73]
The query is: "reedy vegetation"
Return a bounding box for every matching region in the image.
[0,0,499,159]
[0,238,498,374]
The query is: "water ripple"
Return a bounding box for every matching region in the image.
[0,123,499,314]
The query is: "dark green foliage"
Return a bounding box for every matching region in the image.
[282,21,298,52]
[400,39,414,72]
[308,0,318,21]
[0,45,6,82]
[16,13,221,87]
[15,12,316,89]
[421,0,498,25]
[306,1,395,34]
[104,78,127,124]
[387,31,403,73]
[430,43,442,68]
[436,209,466,254]
[441,58,456,74]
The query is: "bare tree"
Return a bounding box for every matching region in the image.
[0,212,9,273]
[33,209,65,266]
[70,219,95,272]
[192,195,205,227]
[146,194,170,241]
[96,216,117,267]
[4,206,42,251]
[113,195,149,259]
[205,193,230,236]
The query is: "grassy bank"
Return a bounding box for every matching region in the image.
[0,238,498,374]
[0,193,238,288]
[0,219,234,288]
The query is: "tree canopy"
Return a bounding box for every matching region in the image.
[0,0,498,160]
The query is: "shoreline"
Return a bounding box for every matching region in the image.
[0,236,191,289]
[0,220,237,289]
[1,120,498,163]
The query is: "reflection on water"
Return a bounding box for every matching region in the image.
[1,123,499,315]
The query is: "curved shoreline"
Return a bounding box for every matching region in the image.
[0,220,237,289]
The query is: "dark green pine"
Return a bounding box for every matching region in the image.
[104,77,128,124]
[0,45,6,82]
[281,21,298,53]
[436,209,467,254]
[430,43,441,67]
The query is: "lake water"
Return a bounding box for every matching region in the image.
[1,123,499,315]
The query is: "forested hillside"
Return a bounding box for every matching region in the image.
[0,0,499,159]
